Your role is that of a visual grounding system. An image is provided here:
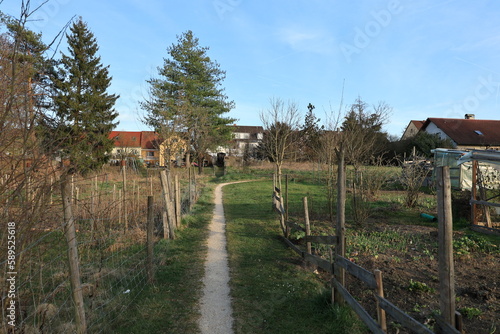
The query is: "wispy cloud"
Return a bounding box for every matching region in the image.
[276,25,335,54]
[452,35,500,53]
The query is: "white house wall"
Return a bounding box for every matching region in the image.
[424,122,457,147]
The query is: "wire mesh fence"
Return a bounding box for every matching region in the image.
[1,166,199,333]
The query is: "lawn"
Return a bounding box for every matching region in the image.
[223,180,365,334]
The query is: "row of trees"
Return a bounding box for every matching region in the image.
[258,96,453,174]
[1,12,118,177]
[2,8,238,178]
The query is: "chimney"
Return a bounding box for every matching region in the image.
[465,114,475,119]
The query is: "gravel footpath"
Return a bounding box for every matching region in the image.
[199,182,235,334]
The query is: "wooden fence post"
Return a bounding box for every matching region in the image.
[167,171,177,228]
[329,248,335,304]
[471,160,478,225]
[374,269,387,332]
[147,196,154,283]
[303,197,312,255]
[175,175,181,227]
[118,189,122,227]
[122,166,128,231]
[436,166,456,329]
[188,167,192,210]
[60,174,87,334]
[335,146,346,304]
[285,174,289,222]
[160,170,175,239]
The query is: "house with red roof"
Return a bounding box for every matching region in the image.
[109,131,161,166]
[401,120,425,140]
[402,115,500,150]
[108,131,187,167]
[421,115,500,150]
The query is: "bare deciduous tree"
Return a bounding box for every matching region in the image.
[259,97,301,190]
[341,97,391,172]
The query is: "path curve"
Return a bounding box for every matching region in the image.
[199,182,244,334]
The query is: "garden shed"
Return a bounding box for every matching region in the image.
[432,148,500,231]
[432,148,500,191]
[457,149,500,230]
[432,148,473,190]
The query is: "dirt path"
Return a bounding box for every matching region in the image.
[199,182,236,334]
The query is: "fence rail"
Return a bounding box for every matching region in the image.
[273,166,464,333]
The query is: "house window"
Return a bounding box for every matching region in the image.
[234,132,250,139]
[147,151,154,157]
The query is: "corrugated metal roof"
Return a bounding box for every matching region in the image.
[424,118,500,146]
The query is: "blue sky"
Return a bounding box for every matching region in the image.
[2,0,500,137]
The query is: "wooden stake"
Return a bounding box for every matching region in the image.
[335,146,346,304]
[285,174,289,222]
[175,175,181,227]
[160,170,175,239]
[374,269,387,332]
[147,196,154,283]
[61,175,87,333]
[150,175,153,197]
[303,197,312,255]
[471,160,478,225]
[118,189,122,227]
[437,166,456,328]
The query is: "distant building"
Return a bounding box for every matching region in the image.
[212,125,264,157]
[421,115,500,150]
[402,115,500,150]
[229,125,264,156]
[401,120,425,140]
[108,131,163,166]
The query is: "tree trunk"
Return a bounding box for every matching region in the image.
[198,154,203,175]
[60,174,87,333]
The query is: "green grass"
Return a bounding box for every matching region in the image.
[112,183,215,334]
[223,181,366,334]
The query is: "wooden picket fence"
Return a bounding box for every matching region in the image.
[273,166,463,334]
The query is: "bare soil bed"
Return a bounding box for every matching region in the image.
[309,222,499,334]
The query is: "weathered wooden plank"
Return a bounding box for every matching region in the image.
[285,221,306,232]
[435,315,462,334]
[281,236,304,257]
[305,235,337,245]
[333,279,384,334]
[376,296,433,334]
[470,199,500,208]
[335,255,377,289]
[469,224,500,236]
[304,253,333,273]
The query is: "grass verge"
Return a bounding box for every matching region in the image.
[112,183,215,334]
[223,180,366,334]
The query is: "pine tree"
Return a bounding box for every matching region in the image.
[142,30,235,173]
[51,18,118,175]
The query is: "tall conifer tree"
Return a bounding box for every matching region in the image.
[142,30,235,173]
[51,18,118,175]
